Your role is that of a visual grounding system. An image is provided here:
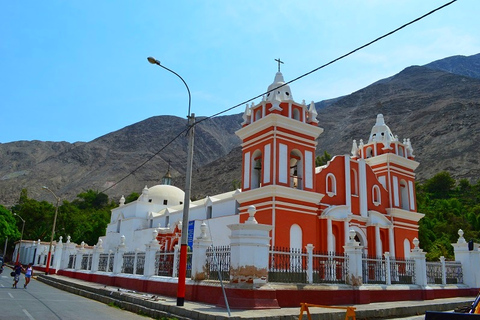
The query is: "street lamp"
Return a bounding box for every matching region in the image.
[13,213,25,264]
[42,186,60,275]
[148,56,194,307]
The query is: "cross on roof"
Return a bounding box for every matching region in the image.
[275,58,284,72]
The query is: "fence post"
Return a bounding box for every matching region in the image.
[440,256,446,285]
[144,229,160,277]
[75,241,85,270]
[306,244,314,284]
[52,236,64,272]
[410,237,427,286]
[384,252,391,285]
[343,229,364,286]
[192,221,213,280]
[228,205,272,285]
[113,235,127,274]
[452,229,480,288]
[90,239,104,273]
[172,244,180,278]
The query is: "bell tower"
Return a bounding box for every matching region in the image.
[234,67,324,248]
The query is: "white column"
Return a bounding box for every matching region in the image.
[228,206,272,285]
[144,229,160,277]
[375,225,382,257]
[388,227,395,258]
[306,244,314,284]
[344,219,350,246]
[440,256,447,285]
[52,236,64,272]
[113,235,127,274]
[191,222,213,281]
[327,218,333,253]
[343,229,364,286]
[410,238,427,286]
[384,252,391,285]
[452,229,480,288]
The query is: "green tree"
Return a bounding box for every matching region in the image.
[125,192,140,204]
[0,205,20,243]
[315,151,332,166]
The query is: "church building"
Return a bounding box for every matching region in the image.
[102,69,423,260]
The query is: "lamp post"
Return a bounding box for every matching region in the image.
[13,213,25,264]
[147,56,194,307]
[42,186,60,275]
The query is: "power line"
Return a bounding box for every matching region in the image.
[101,0,457,195]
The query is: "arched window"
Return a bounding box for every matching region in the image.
[400,179,409,210]
[293,108,301,120]
[326,173,337,196]
[372,185,381,205]
[403,238,411,258]
[366,147,373,158]
[290,150,303,190]
[251,150,263,189]
[398,145,404,157]
[255,108,262,122]
[351,168,358,196]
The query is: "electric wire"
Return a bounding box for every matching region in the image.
[100,0,457,194]
[194,0,457,126]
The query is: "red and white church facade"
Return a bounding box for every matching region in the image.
[234,70,423,259]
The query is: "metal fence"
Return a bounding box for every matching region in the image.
[362,255,385,284]
[312,251,348,284]
[390,258,415,284]
[205,245,230,281]
[98,252,114,272]
[269,247,307,283]
[81,253,92,270]
[155,250,175,277]
[445,261,463,284]
[426,260,463,284]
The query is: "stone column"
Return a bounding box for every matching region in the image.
[144,229,160,277]
[228,205,272,285]
[62,236,77,269]
[191,222,213,280]
[113,235,127,274]
[343,229,364,286]
[452,229,480,288]
[410,237,427,286]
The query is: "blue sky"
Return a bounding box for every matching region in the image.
[1,0,479,143]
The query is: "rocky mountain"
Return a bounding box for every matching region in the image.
[1,53,479,207]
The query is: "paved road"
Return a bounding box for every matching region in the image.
[0,271,152,320]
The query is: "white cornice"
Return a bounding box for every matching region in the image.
[365,153,419,171]
[236,113,323,141]
[234,185,323,205]
[387,208,425,222]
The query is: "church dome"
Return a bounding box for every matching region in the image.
[145,184,185,206]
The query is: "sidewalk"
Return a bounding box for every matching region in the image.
[37,274,474,320]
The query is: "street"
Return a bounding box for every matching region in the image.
[0,270,152,320]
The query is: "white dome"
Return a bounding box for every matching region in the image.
[146,185,185,206]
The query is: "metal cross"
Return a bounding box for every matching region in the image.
[275,58,284,72]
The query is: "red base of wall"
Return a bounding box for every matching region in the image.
[53,270,478,309]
